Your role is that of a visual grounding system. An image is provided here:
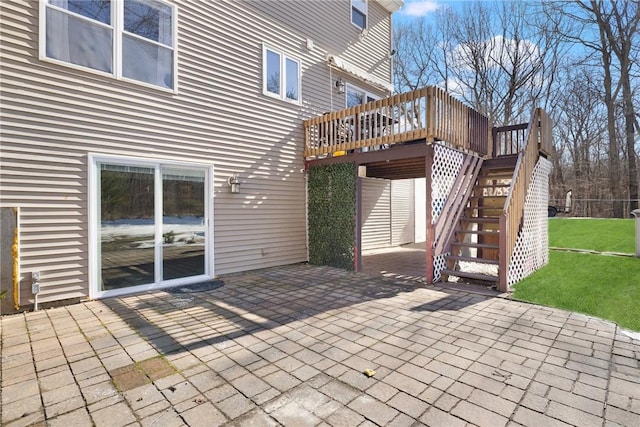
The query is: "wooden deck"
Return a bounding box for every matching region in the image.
[304,86,553,292]
[303,86,490,160]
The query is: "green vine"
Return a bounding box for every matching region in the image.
[307,163,356,270]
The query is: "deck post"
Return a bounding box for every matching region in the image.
[425,144,435,283]
[355,174,363,272]
[498,213,508,292]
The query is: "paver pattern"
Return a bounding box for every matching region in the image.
[2,264,639,426]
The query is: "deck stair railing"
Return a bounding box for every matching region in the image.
[498,108,551,291]
[304,86,489,159]
[433,154,484,256]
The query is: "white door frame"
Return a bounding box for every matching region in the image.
[88,153,214,299]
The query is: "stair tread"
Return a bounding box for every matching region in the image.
[440,269,499,282]
[475,184,511,188]
[479,175,514,179]
[470,195,507,199]
[461,217,499,223]
[466,206,504,210]
[446,255,500,265]
[456,229,499,235]
[453,242,499,249]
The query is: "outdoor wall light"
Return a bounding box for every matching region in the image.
[335,77,345,94]
[227,173,240,193]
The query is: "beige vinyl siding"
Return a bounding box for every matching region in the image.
[246,1,393,85]
[414,178,427,242]
[0,0,393,305]
[391,179,415,246]
[361,178,391,250]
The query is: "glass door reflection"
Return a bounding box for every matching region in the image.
[162,167,205,281]
[100,165,155,290]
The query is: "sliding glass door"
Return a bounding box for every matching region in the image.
[162,167,206,281]
[94,157,211,295]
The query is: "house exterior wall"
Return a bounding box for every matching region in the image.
[0,0,395,306]
[391,179,414,246]
[414,178,427,243]
[361,177,417,250]
[361,177,391,250]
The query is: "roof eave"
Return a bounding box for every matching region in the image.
[376,0,404,13]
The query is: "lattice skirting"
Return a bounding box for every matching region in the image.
[431,144,465,280]
[433,254,449,282]
[507,157,552,287]
[431,144,464,222]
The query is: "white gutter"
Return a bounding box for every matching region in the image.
[327,55,395,93]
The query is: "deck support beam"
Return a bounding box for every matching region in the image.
[425,144,435,284]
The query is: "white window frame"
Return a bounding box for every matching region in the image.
[346,83,379,107]
[351,0,368,30]
[262,44,301,105]
[88,153,214,300]
[39,0,178,92]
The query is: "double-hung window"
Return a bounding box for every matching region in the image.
[263,45,301,104]
[41,0,177,90]
[351,0,367,30]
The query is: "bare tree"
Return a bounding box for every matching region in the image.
[545,0,639,216]
[394,2,564,126]
[553,66,608,216]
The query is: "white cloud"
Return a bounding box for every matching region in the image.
[448,35,541,73]
[401,1,440,17]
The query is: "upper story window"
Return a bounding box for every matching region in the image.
[351,0,367,30]
[41,0,177,91]
[346,84,378,107]
[263,45,301,104]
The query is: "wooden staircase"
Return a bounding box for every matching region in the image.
[440,155,518,286]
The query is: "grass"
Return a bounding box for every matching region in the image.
[549,218,635,253]
[513,218,640,331]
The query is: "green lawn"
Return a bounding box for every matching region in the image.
[513,218,640,331]
[549,218,635,253]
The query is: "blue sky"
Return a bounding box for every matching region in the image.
[393,0,492,26]
[393,0,445,25]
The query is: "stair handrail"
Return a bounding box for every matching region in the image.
[433,154,483,255]
[498,108,545,291]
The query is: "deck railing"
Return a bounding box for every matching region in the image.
[303,86,489,159]
[493,123,528,157]
[492,109,553,158]
[498,108,551,291]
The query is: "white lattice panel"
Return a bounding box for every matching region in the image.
[431,144,465,281]
[431,144,464,223]
[433,254,449,282]
[508,157,552,286]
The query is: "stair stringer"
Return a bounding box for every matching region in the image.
[430,144,463,281]
[506,156,553,286]
[430,143,483,282]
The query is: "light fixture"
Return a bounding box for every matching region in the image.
[227,173,240,193]
[335,77,345,94]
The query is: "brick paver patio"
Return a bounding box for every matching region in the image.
[2,264,639,426]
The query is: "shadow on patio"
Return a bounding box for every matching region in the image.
[103,263,491,360]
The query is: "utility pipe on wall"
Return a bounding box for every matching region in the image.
[12,208,19,311]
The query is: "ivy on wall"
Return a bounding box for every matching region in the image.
[307,162,356,270]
